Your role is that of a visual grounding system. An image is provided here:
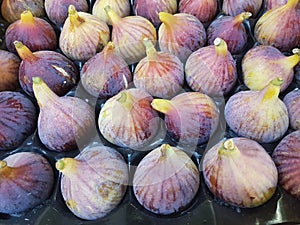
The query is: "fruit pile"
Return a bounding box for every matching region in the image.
[0,0,299,224]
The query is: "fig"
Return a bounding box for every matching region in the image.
[202,138,278,208]
[1,0,45,23]
[92,0,130,25]
[254,0,300,52]
[14,41,78,97]
[133,38,184,99]
[242,46,300,92]
[158,12,207,63]
[0,91,37,150]
[151,92,219,146]
[105,5,157,65]
[56,145,128,220]
[98,88,162,150]
[80,41,132,98]
[133,0,177,27]
[0,50,20,91]
[59,5,110,61]
[0,152,54,214]
[45,0,89,27]
[222,0,263,17]
[207,12,252,55]
[265,0,288,10]
[185,38,238,96]
[5,10,57,54]
[133,144,200,215]
[225,78,289,143]
[32,77,95,152]
[283,89,300,130]
[179,0,218,26]
[272,130,300,199]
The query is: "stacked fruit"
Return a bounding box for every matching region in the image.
[0,0,299,222]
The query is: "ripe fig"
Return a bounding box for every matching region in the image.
[225,78,289,143]
[5,10,57,54]
[32,77,95,152]
[14,41,78,97]
[98,88,162,150]
[283,89,300,130]
[272,130,300,199]
[56,145,128,220]
[92,0,130,25]
[133,144,200,215]
[151,92,219,146]
[158,12,207,63]
[0,91,37,150]
[222,0,263,17]
[80,41,132,98]
[179,0,218,26]
[1,0,45,23]
[105,5,157,65]
[242,46,300,92]
[202,138,278,208]
[265,0,288,10]
[133,0,177,27]
[45,0,89,27]
[59,5,110,61]
[254,0,300,52]
[207,12,252,54]
[0,152,54,214]
[185,38,237,96]
[0,50,20,91]
[133,38,184,99]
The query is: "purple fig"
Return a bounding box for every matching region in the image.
[0,50,20,91]
[283,89,300,130]
[265,0,288,10]
[222,0,263,17]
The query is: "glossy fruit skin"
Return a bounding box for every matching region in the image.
[272,130,300,199]
[5,13,57,54]
[98,88,162,150]
[18,51,78,97]
[283,89,300,130]
[202,138,278,208]
[58,145,129,220]
[133,144,199,215]
[0,152,54,214]
[0,91,37,150]
[45,0,89,27]
[0,50,20,91]
[222,0,263,17]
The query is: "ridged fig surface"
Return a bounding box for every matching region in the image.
[265,0,288,10]
[0,50,20,91]
[222,0,263,17]
[283,89,300,130]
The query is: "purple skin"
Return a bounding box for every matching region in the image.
[0,152,54,214]
[0,91,37,150]
[283,89,300,130]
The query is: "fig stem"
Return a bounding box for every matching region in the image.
[117,91,134,109]
[214,38,228,56]
[0,161,7,169]
[218,139,239,156]
[151,99,174,114]
[233,12,252,26]
[55,158,79,176]
[20,10,35,24]
[32,77,59,107]
[284,48,300,68]
[160,144,175,160]
[104,5,122,25]
[286,0,299,8]
[13,41,38,62]
[159,12,176,27]
[68,5,85,28]
[262,78,283,101]
[143,38,157,60]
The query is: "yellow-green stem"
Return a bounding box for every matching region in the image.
[55,158,80,176]
[68,5,85,29]
[20,10,35,24]
[283,48,300,68]
[14,41,38,62]
[159,12,177,27]
[143,38,157,60]
[214,38,228,56]
[0,160,7,169]
[262,78,283,102]
[151,99,174,114]
[218,139,240,156]
[159,144,175,161]
[233,12,252,26]
[117,91,134,110]
[104,5,122,26]
[286,0,299,8]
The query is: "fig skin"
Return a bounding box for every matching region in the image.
[242,46,300,92]
[0,91,37,151]
[222,0,263,17]
[185,38,237,97]
[225,78,289,143]
[5,10,57,54]
[56,145,129,220]
[0,152,54,214]
[133,144,200,215]
[98,88,162,150]
[283,89,300,130]
[265,0,288,10]
[133,38,184,99]
[133,0,177,27]
[59,5,110,62]
[1,0,45,23]
[179,0,218,26]
[80,42,132,98]
[158,12,207,63]
[45,0,89,27]
[272,130,300,199]
[0,50,20,91]
[151,92,219,146]
[207,12,252,55]
[32,77,95,152]
[14,41,79,97]
[202,138,278,208]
